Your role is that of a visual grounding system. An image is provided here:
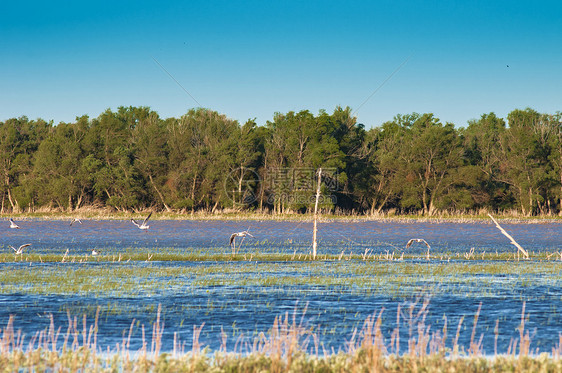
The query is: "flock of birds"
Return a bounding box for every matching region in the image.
[6,213,260,257]
[6,213,439,259]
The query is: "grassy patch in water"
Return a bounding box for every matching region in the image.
[0,259,559,299]
[0,249,560,263]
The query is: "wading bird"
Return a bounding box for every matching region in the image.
[406,238,431,259]
[9,218,20,229]
[91,248,100,256]
[10,244,31,255]
[70,218,82,226]
[229,231,254,254]
[131,212,152,230]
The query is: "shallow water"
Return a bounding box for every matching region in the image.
[0,219,561,355]
[3,219,562,255]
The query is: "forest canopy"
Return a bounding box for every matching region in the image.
[1,106,561,216]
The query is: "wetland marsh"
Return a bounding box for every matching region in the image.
[1,219,561,358]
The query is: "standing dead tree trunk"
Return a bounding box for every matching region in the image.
[312,168,322,260]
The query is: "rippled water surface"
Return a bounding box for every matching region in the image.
[0,219,561,354]
[3,219,562,254]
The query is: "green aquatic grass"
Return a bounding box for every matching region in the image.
[0,260,559,299]
[0,249,560,264]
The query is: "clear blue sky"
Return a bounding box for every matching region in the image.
[1,0,561,128]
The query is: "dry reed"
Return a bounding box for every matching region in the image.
[0,302,560,372]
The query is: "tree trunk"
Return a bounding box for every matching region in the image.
[148,174,171,212]
[559,169,562,214]
[312,168,322,260]
[6,186,15,211]
[516,186,526,216]
[529,188,533,216]
[237,169,244,206]
[76,192,84,210]
[428,200,436,216]
[422,187,429,215]
[191,174,198,202]
[372,191,392,215]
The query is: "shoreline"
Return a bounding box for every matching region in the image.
[2,209,562,224]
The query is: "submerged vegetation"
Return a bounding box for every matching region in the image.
[0,257,559,298]
[1,106,562,216]
[0,217,560,371]
[0,204,560,372]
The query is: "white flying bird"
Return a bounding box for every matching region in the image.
[10,244,31,255]
[229,230,255,254]
[9,218,20,229]
[70,218,82,226]
[406,238,431,249]
[406,238,431,259]
[131,212,152,230]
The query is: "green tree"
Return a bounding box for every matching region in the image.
[129,108,171,211]
[498,108,554,215]
[32,117,92,210]
[463,113,509,210]
[264,109,347,213]
[0,117,49,212]
[367,120,405,214]
[223,119,265,208]
[84,107,145,211]
[546,112,562,213]
[317,107,369,210]
[166,108,239,212]
[377,113,465,215]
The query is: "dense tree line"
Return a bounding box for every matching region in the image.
[0,106,560,215]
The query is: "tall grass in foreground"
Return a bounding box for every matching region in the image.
[1,304,561,372]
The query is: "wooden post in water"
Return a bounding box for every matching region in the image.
[312,168,322,260]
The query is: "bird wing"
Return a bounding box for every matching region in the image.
[246,232,255,238]
[230,233,236,246]
[9,245,16,252]
[131,219,140,227]
[421,239,430,248]
[19,244,31,251]
[406,239,414,248]
[143,212,152,225]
